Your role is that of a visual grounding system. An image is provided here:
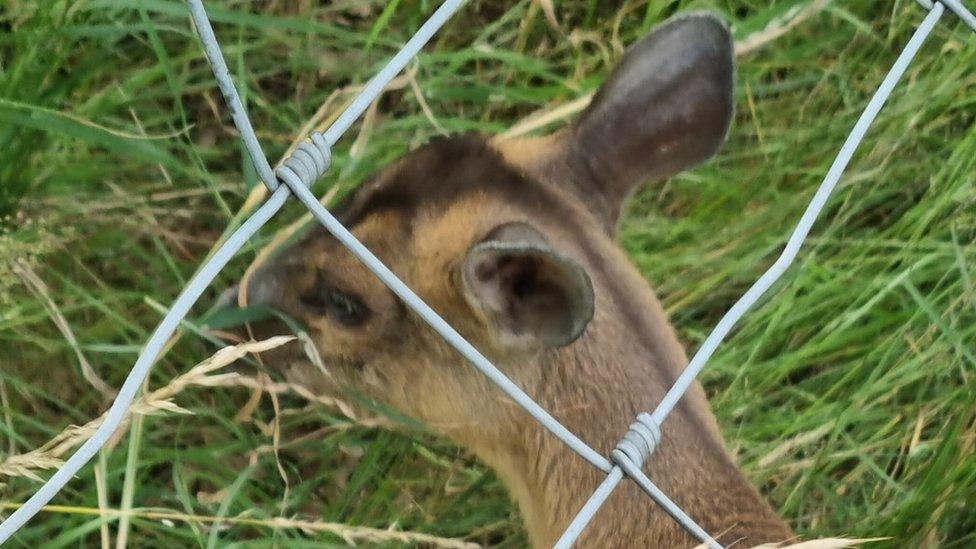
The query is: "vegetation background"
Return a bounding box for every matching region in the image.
[1,0,974,546]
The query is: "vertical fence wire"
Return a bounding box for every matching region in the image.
[1,0,973,546]
[186,0,278,191]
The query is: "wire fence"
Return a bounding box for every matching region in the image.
[1,0,974,546]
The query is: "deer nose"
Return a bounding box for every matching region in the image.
[215,284,241,310]
[215,262,285,312]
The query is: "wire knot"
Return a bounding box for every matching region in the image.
[274,131,332,190]
[610,412,661,469]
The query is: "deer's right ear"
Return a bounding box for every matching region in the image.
[572,13,735,218]
[498,14,734,230]
[460,222,594,348]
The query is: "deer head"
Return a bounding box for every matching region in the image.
[222,13,791,547]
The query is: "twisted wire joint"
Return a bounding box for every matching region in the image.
[275,131,333,190]
[610,412,662,470]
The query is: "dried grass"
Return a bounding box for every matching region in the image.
[693,538,888,549]
[0,502,480,548]
[10,259,114,398]
[0,337,295,483]
[0,337,412,545]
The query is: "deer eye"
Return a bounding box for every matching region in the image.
[300,287,368,327]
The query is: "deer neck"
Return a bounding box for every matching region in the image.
[459,255,792,547]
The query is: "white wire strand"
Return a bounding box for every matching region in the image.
[648,1,945,427]
[0,185,293,543]
[0,0,470,541]
[274,167,613,472]
[937,0,976,32]
[553,467,625,549]
[553,3,947,547]
[0,0,964,545]
[194,0,612,470]
[187,0,277,190]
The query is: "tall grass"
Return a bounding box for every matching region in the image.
[1,0,974,546]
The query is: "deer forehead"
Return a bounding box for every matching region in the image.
[326,136,582,265]
[410,194,526,264]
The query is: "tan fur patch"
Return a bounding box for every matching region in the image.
[491,133,565,172]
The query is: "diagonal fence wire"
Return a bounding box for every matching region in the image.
[567,1,973,544]
[555,3,958,547]
[0,0,470,541]
[1,0,974,546]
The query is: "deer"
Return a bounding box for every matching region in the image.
[223,13,794,548]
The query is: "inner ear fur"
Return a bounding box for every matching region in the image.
[461,222,594,348]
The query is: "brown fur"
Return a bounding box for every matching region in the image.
[236,14,793,547]
[242,135,792,547]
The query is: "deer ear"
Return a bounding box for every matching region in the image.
[569,13,734,221]
[461,222,594,348]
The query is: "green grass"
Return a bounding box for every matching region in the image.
[1,0,975,546]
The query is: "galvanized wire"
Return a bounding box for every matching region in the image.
[919,0,976,30]
[650,1,947,428]
[194,0,615,473]
[555,2,951,547]
[187,0,278,191]
[0,0,470,541]
[0,0,971,546]
[556,2,950,547]
[0,184,293,543]
[274,167,612,472]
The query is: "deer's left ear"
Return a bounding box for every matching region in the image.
[460,222,594,348]
[570,14,735,208]
[496,13,734,230]
[574,13,734,213]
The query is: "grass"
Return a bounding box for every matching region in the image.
[1,0,974,546]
